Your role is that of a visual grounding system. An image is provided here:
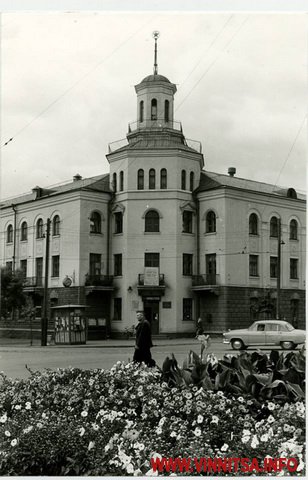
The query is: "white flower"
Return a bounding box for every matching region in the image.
[10,439,17,447]
[267,415,275,423]
[237,397,244,403]
[242,429,251,436]
[260,433,269,442]
[25,402,31,410]
[81,411,88,417]
[4,431,11,437]
[242,435,250,444]
[0,414,7,423]
[23,426,34,434]
[92,423,99,431]
[14,405,21,410]
[221,443,229,452]
[251,435,259,449]
[193,427,201,437]
[283,424,290,432]
[197,414,204,424]
[88,441,95,451]
[37,422,43,429]
[211,416,219,424]
[126,463,134,474]
[267,402,275,411]
[79,427,85,436]
[170,431,177,438]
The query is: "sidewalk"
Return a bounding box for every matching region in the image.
[0,336,221,349]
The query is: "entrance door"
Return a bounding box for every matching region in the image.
[143,300,159,334]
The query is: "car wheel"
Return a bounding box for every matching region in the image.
[281,341,295,350]
[231,339,245,350]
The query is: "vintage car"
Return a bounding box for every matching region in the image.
[223,320,306,350]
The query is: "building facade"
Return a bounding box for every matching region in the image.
[0,50,306,338]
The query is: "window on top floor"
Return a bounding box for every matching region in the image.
[151,99,157,120]
[112,172,117,192]
[164,100,169,122]
[145,210,159,232]
[119,171,124,191]
[160,168,167,189]
[149,169,156,189]
[36,219,44,239]
[6,224,13,243]
[52,215,60,236]
[90,212,101,234]
[139,101,144,123]
[249,213,258,235]
[21,221,28,241]
[206,211,216,233]
[270,216,279,237]
[137,169,144,190]
[190,172,194,192]
[181,170,186,190]
[290,219,298,240]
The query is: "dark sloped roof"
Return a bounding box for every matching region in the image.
[140,74,171,84]
[197,171,306,200]
[109,137,200,155]
[0,174,110,208]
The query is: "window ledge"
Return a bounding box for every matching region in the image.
[20,240,28,243]
[249,234,259,237]
[182,232,194,235]
[204,232,216,236]
[249,275,260,279]
[90,232,103,236]
[290,278,299,281]
[144,232,161,235]
[52,234,60,238]
[289,238,299,242]
[114,233,123,236]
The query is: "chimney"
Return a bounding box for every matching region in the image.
[228,167,236,177]
[73,173,82,182]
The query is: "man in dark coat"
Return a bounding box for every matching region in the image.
[133,311,154,367]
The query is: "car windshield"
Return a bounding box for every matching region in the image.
[284,322,295,332]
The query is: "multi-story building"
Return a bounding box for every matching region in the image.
[0,41,305,338]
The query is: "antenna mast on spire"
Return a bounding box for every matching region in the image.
[152,31,160,75]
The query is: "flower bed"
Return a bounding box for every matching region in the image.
[0,350,305,476]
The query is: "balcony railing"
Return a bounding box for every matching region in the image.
[192,274,219,287]
[138,273,165,286]
[85,275,113,287]
[23,277,44,288]
[128,119,183,133]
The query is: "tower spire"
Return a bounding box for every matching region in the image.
[153,31,160,75]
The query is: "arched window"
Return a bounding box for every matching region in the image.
[113,172,117,192]
[190,172,194,192]
[270,216,278,237]
[36,218,44,239]
[145,210,159,232]
[206,211,216,233]
[290,219,298,240]
[90,212,101,234]
[52,215,60,236]
[137,169,144,190]
[7,224,13,243]
[21,222,28,241]
[164,100,169,122]
[139,101,144,123]
[249,213,258,235]
[160,168,167,189]
[119,171,124,192]
[151,98,157,120]
[181,170,186,190]
[149,169,156,189]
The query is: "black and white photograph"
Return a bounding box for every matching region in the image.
[0,3,306,477]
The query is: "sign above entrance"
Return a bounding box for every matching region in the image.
[144,267,159,286]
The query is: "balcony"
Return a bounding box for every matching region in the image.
[137,273,166,297]
[191,274,220,293]
[23,277,44,290]
[128,119,183,133]
[85,274,114,294]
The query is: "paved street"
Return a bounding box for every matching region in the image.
[0,337,287,380]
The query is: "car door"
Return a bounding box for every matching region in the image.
[248,322,266,345]
[264,323,280,345]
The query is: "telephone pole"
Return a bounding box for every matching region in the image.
[276,218,281,320]
[41,218,51,346]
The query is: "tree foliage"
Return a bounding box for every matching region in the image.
[0,268,27,317]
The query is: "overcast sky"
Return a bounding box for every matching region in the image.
[1,11,306,200]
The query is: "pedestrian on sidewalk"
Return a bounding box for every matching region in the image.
[133,311,155,367]
[196,317,210,360]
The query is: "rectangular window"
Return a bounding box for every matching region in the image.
[114,254,122,276]
[270,256,278,278]
[114,298,122,320]
[206,253,216,283]
[290,258,298,279]
[183,298,193,321]
[144,253,160,268]
[20,259,27,279]
[90,253,101,276]
[249,255,259,277]
[52,255,60,277]
[36,257,43,286]
[114,212,123,234]
[182,211,193,233]
[183,253,193,276]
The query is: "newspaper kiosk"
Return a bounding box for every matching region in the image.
[52,305,87,345]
